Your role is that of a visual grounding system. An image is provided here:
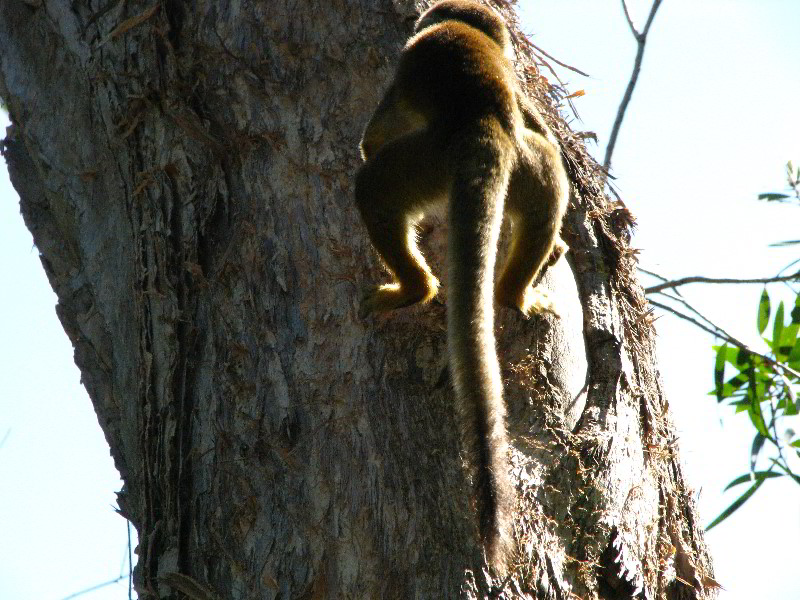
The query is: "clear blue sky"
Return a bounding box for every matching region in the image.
[522,1,800,598]
[0,116,131,595]
[1,1,799,598]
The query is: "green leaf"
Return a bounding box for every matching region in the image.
[792,440,800,449]
[747,389,769,437]
[732,399,750,412]
[713,345,754,372]
[706,478,765,531]
[715,384,735,400]
[772,459,800,485]
[714,344,727,402]
[757,289,770,335]
[779,381,798,414]
[728,373,749,389]
[772,301,785,351]
[723,470,781,491]
[750,432,766,472]
[713,373,750,400]
[792,292,800,325]
[757,193,790,201]
[785,397,798,416]
[779,323,799,356]
[735,348,752,369]
[789,340,800,372]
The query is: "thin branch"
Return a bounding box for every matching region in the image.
[639,267,668,283]
[656,290,741,345]
[641,0,663,37]
[620,0,637,36]
[603,0,663,174]
[787,160,800,200]
[60,522,133,600]
[644,271,800,294]
[778,257,800,277]
[650,299,800,380]
[526,40,590,77]
[767,401,791,477]
[512,18,590,123]
[649,300,721,338]
[60,575,127,600]
[528,51,583,121]
[128,520,134,600]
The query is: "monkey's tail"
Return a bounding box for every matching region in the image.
[446,118,515,571]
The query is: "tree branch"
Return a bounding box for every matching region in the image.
[527,50,583,121]
[603,0,663,173]
[60,575,127,600]
[777,257,800,277]
[649,299,800,380]
[620,0,638,37]
[128,520,133,600]
[643,271,800,294]
[526,40,591,77]
[657,289,741,345]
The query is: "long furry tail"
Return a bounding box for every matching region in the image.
[446,118,515,571]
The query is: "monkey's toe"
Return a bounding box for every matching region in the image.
[498,287,560,319]
[359,280,438,317]
[520,288,560,318]
[546,237,568,268]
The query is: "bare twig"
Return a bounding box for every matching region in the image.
[511,20,590,122]
[59,521,133,600]
[526,40,591,77]
[656,290,741,345]
[644,271,800,294]
[128,520,134,600]
[60,575,127,600]
[787,160,800,200]
[639,267,668,283]
[528,51,583,121]
[767,402,791,475]
[620,0,637,36]
[649,299,800,380]
[777,257,800,277]
[603,0,663,174]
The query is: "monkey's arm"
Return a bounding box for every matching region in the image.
[359,87,428,162]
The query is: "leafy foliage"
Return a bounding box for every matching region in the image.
[707,164,800,530]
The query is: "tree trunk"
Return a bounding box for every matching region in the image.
[0,1,716,598]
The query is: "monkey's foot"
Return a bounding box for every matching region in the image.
[359,278,439,317]
[546,236,568,268]
[498,286,560,319]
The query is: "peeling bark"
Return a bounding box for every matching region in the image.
[0,1,716,598]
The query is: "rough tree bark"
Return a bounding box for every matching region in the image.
[0,0,717,598]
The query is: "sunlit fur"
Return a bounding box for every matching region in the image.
[354,0,569,572]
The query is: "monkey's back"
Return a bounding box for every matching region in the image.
[398,22,518,136]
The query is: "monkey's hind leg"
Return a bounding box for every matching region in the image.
[354,134,445,316]
[496,140,568,318]
[495,215,560,317]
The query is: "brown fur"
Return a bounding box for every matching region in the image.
[354,0,568,572]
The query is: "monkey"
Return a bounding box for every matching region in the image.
[354,0,569,571]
